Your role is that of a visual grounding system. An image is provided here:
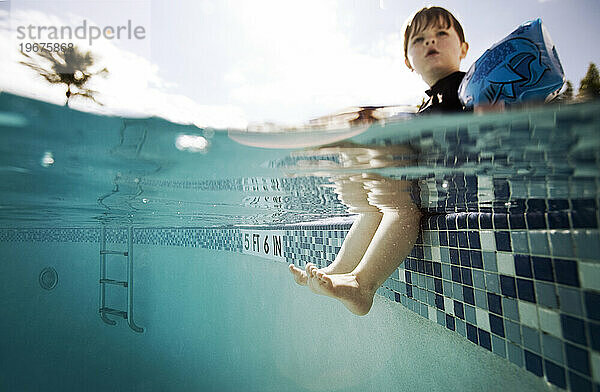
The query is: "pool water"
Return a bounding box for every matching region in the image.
[0,92,599,391]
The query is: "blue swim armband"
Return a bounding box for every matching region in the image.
[459,18,565,108]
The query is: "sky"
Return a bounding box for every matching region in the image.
[0,0,599,128]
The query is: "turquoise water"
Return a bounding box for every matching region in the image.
[1,92,599,391]
[0,243,557,392]
[2,91,597,228]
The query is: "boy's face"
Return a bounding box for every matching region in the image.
[405,20,468,86]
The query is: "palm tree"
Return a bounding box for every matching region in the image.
[20,44,108,106]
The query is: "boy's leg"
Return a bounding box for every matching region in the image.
[306,177,421,315]
[289,175,381,285]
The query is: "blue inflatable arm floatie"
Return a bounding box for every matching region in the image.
[459,19,565,108]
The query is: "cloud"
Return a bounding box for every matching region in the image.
[0,9,247,129]
[220,0,425,123]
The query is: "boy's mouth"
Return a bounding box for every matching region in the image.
[426,49,439,57]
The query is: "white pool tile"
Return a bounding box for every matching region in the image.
[518,300,539,328]
[480,231,496,251]
[476,308,490,331]
[538,308,562,337]
[592,352,600,383]
[496,253,516,276]
[579,262,600,291]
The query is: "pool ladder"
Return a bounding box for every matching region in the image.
[99,226,144,333]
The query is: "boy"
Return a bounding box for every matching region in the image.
[288,7,469,315]
[404,7,470,114]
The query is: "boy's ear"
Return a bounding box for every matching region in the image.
[460,42,469,60]
[405,58,413,70]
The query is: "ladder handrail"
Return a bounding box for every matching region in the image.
[127,226,144,333]
[98,226,144,333]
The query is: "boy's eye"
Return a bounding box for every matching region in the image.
[412,37,423,44]
[437,31,448,36]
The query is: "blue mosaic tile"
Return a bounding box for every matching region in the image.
[511,232,529,253]
[527,213,546,230]
[482,251,497,272]
[470,251,483,268]
[443,280,453,296]
[584,291,600,321]
[507,342,524,367]
[500,275,517,298]
[489,314,505,337]
[440,247,450,263]
[456,318,467,337]
[522,326,542,354]
[436,310,446,326]
[479,329,492,351]
[532,256,554,282]
[495,231,512,251]
[574,231,600,260]
[565,342,591,376]
[542,333,565,365]
[463,286,475,305]
[485,273,501,294]
[503,298,520,322]
[515,254,533,278]
[516,278,536,303]
[492,334,507,358]
[535,281,559,309]
[446,314,455,331]
[561,315,588,346]
[568,371,593,392]
[529,231,550,256]
[465,304,477,324]
[545,360,567,389]
[461,268,473,285]
[559,287,584,317]
[475,289,487,309]
[510,214,527,230]
[466,323,478,344]
[454,300,464,320]
[525,350,544,377]
[550,232,575,258]
[554,258,580,287]
[494,214,509,230]
[468,231,481,248]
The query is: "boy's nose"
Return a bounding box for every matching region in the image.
[425,38,435,45]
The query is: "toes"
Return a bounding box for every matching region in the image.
[305,263,313,275]
[289,264,300,275]
[311,268,319,279]
[317,274,333,289]
[289,264,309,285]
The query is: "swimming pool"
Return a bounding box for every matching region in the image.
[0,91,598,391]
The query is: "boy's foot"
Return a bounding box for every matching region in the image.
[288,264,308,286]
[305,263,375,316]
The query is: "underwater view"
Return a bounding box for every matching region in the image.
[1,0,600,391]
[1,92,600,391]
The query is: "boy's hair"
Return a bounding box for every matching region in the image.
[403,7,466,69]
